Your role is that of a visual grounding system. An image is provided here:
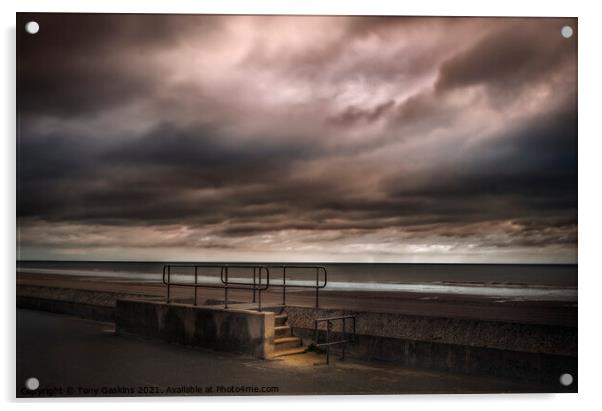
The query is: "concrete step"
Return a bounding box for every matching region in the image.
[274,313,288,326]
[274,325,291,336]
[274,336,302,350]
[272,347,306,358]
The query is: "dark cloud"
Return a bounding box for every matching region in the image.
[105,123,318,176]
[383,102,577,227]
[17,13,221,117]
[328,100,396,126]
[435,18,577,96]
[16,14,578,262]
[17,119,335,226]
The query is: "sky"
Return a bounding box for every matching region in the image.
[17,14,577,263]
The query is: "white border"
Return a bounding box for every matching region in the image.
[3,0,601,409]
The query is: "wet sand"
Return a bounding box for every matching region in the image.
[17,271,577,327]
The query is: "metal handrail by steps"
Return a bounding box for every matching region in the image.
[313,315,356,365]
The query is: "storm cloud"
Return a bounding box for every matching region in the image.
[17,14,577,262]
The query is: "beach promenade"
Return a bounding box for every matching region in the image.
[16,272,577,395]
[18,309,548,396]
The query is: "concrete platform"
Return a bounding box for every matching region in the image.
[115,299,276,359]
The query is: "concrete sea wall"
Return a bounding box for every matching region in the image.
[286,306,576,356]
[286,306,577,385]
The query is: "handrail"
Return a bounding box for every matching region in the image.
[219,265,270,310]
[161,263,327,311]
[267,265,327,308]
[313,315,356,365]
[162,264,269,311]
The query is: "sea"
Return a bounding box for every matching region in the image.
[16,261,577,302]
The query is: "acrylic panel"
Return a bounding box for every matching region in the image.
[16,13,577,397]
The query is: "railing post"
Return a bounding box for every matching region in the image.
[341,317,346,360]
[282,266,286,306]
[194,266,198,306]
[258,267,263,312]
[163,265,166,303]
[167,265,171,304]
[252,267,256,303]
[315,267,319,309]
[224,266,229,309]
[258,290,262,312]
[313,316,355,366]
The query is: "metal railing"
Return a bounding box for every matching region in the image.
[219,265,271,310]
[267,265,327,308]
[162,264,269,310]
[313,315,356,365]
[162,263,327,311]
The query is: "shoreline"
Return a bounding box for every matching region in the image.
[16,268,577,302]
[17,271,577,327]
